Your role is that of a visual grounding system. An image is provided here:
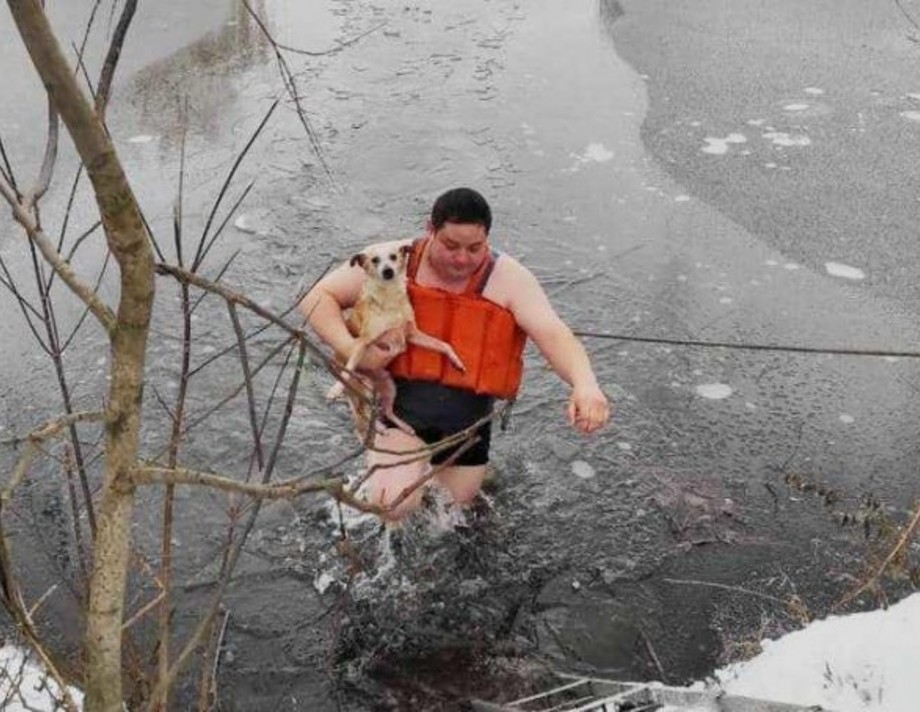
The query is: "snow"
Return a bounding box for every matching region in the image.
[0,645,83,710]
[695,383,733,400]
[701,133,747,155]
[700,591,920,712]
[570,460,596,479]
[825,262,866,281]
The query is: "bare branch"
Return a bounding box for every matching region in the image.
[227,303,265,472]
[0,254,50,351]
[834,500,920,611]
[0,178,116,333]
[155,262,334,368]
[387,437,478,512]
[61,248,112,352]
[122,591,166,632]
[277,20,388,56]
[189,249,241,317]
[240,0,334,183]
[194,179,255,270]
[192,101,278,271]
[0,134,21,199]
[131,465,348,501]
[1,410,106,450]
[25,95,58,206]
[95,0,137,120]
[2,411,105,501]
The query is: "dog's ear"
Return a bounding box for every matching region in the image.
[349,253,367,269]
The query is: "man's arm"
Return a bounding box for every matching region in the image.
[500,259,611,434]
[299,262,363,361]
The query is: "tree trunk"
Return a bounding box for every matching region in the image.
[6,1,155,709]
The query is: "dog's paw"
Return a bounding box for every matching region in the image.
[446,348,466,372]
[326,381,345,401]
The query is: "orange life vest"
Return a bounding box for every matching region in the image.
[388,238,526,399]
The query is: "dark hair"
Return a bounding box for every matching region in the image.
[430,187,492,234]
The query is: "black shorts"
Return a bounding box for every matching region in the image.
[392,378,494,466]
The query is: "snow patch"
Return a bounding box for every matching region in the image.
[314,571,336,594]
[825,261,865,281]
[701,133,747,155]
[695,383,733,400]
[578,142,614,162]
[0,645,84,710]
[571,460,596,479]
[763,131,812,147]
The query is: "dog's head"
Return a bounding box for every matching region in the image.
[350,244,412,282]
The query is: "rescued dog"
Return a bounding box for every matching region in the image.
[326,243,465,434]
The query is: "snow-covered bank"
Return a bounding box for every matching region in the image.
[703,591,920,712]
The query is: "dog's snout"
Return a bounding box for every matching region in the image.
[381,266,395,280]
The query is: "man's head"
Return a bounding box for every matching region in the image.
[429,187,492,234]
[426,188,492,283]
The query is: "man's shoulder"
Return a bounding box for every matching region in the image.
[484,253,540,307]
[490,252,535,284]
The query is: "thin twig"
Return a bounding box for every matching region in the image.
[194,180,255,271]
[228,303,265,472]
[26,95,58,206]
[155,263,333,368]
[834,500,920,611]
[122,591,166,632]
[277,20,388,56]
[663,577,791,607]
[240,0,335,183]
[2,412,104,505]
[0,178,116,332]
[192,102,278,271]
[131,465,350,499]
[0,134,21,199]
[95,0,137,120]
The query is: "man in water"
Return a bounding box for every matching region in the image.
[301,187,610,520]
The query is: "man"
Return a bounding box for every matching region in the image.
[301,188,610,520]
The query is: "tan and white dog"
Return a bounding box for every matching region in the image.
[326,243,464,434]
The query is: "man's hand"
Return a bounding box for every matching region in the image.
[567,384,611,434]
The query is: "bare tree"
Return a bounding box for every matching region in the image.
[0,2,478,709]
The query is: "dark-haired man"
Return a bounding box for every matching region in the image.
[300,188,610,520]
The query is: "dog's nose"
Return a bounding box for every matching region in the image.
[382,267,394,280]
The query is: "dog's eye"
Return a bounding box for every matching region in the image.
[371,256,380,265]
[389,253,397,262]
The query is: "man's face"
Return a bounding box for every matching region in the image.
[426,221,489,282]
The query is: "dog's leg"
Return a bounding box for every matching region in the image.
[326,339,370,400]
[375,372,416,435]
[407,328,465,371]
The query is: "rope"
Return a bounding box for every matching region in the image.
[573,330,920,360]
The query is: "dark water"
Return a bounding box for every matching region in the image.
[1,0,912,709]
